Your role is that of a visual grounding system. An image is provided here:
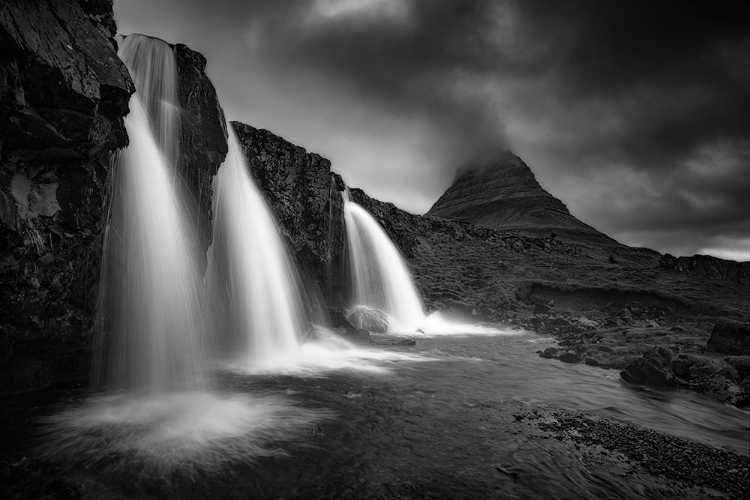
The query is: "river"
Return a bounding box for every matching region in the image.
[1,330,747,499]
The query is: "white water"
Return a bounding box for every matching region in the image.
[206,129,305,367]
[116,35,180,167]
[92,36,207,393]
[342,191,426,332]
[42,392,331,476]
[94,94,207,392]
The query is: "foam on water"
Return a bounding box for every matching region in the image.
[224,326,436,376]
[41,392,330,476]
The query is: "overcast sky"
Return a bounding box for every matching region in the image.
[114,0,749,261]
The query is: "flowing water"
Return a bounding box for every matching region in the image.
[205,129,306,369]
[2,331,747,498]
[343,191,426,332]
[92,35,207,392]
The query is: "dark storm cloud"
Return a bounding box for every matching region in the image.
[238,0,519,171]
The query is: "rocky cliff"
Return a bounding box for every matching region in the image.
[0,5,228,395]
[427,151,619,247]
[232,121,346,299]
[175,44,227,262]
[0,0,134,394]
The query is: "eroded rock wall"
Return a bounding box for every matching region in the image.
[0,0,134,394]
[175,44,227,262]
[231,121,346,299]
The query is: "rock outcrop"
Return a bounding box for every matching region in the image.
[175,44,227,261]
[0,0,134,394]
[707,319,750,355]
[426,151,617,247]
[660,253,749,286]
[231,122,346,298]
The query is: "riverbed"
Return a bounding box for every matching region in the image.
[1,330,748,499]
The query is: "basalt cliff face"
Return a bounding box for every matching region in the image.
[427,151,619,248]
[0,4,227,395]
[231,121,346,300]
[175,44,227,262]
[0,0,134,394]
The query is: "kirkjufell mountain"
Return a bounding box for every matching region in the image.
[427,150,618,247]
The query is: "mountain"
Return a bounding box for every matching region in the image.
[427,150,619,247]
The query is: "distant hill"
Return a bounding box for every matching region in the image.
[427,151,620,247]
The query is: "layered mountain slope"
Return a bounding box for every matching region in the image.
[427,151,619,247]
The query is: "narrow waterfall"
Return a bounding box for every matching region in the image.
[205,128,304,368]
[342,190,426,332]
[92,35,207,392]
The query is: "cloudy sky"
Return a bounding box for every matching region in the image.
[114,0,749,261]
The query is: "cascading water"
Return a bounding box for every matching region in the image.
[42,34,347,476]
[116,35,180,167]
[92,35,207,393]
[205,128,305,368]
[342,190,426,332]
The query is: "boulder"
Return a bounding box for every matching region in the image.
[620,346,676,387]
[347,306,389,333]
[559,352,580,363]
[706,320,750,355]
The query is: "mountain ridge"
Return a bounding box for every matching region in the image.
[427,151,621,247]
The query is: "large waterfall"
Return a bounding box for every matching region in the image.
[92,35,207,393]
[342,190,426,332]
[205,129,305,368]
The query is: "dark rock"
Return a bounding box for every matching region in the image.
[707,319,750,355]
[660,253,749,285]
[533,302,550,315]
[174,44,228,263]
[540,347,558,359]
[724,356,750,380]
[584,358,599,366]
[0,0,133,395]
[347,306,389,333]
[559,352,580,363]
[232,122,346,297]
[620,346,676,387]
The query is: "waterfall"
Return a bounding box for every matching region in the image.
[92,35,207,393]
[205,128,305,368]
[342,190,426,332]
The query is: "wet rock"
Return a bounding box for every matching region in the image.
[232,122,346,297]
[620,346,676,387]
[174,43,228,264]
[347,306,389,333]
[0,0,133,395]
[540,347,558,359]
[533,302,550,315]
[559,352,580,363]
[706,319,750,355]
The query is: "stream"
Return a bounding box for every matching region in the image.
[1,330,747,499]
